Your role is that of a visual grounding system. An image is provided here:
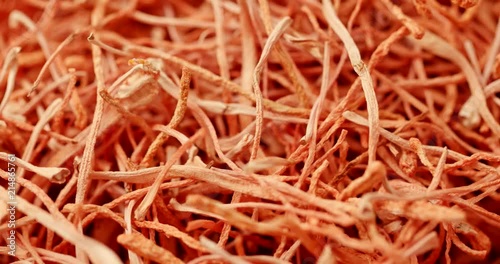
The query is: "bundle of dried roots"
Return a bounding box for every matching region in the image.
[0,0,499,263]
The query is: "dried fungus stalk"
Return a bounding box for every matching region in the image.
[322,0,380,164]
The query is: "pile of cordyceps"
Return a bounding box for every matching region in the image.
[0,0,499,263]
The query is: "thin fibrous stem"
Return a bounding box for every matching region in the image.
[323,0,380,164]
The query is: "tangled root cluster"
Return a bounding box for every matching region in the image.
[0,0,499,263]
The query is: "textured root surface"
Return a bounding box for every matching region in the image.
[0,0,500,263]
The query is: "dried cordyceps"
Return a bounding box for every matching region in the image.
[0,0,499,263]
